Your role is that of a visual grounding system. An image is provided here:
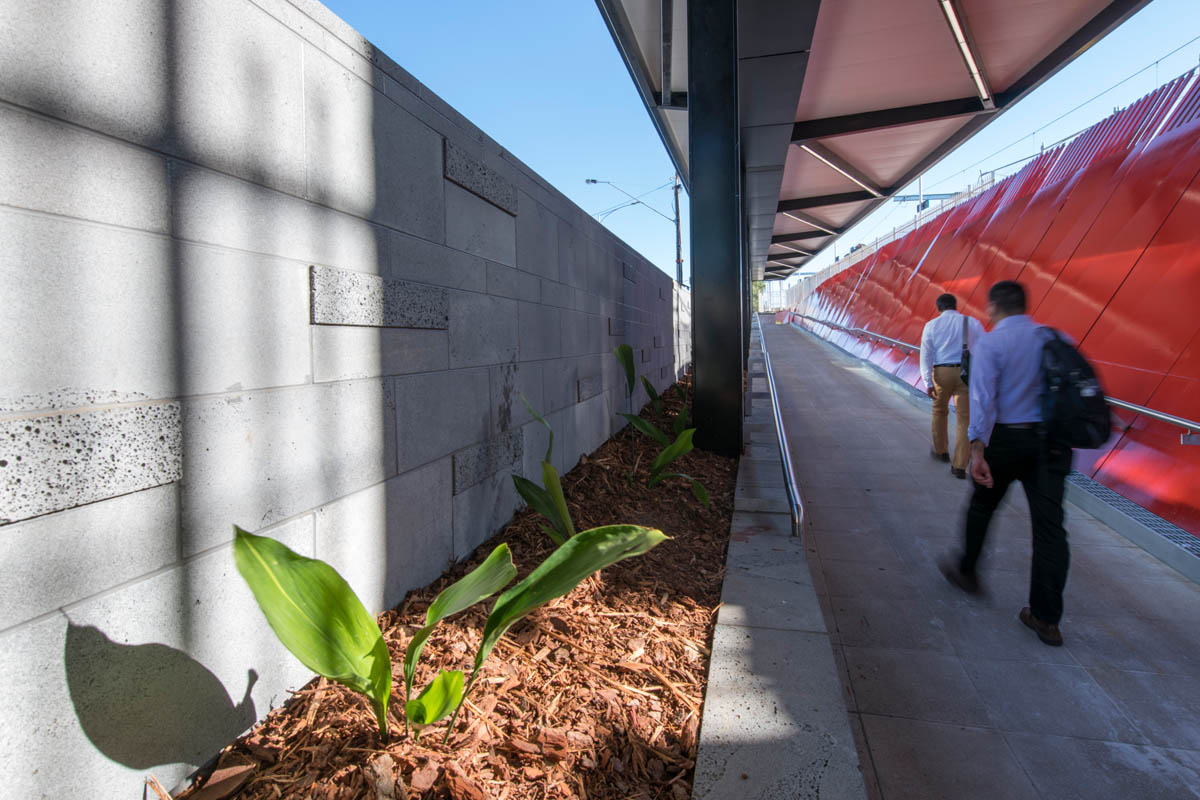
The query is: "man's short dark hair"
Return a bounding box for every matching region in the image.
[988,280,1027,314]
[936,293,957,312]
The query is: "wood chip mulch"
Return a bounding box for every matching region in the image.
[171,378,736,800]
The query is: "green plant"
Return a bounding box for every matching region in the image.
[405,670,463,740]
[233,527,394,742]
[443,524,667,742]
[614,343,636,406]
[641,376,662,416]
[646,428,710,507]
[511,394,575,544]
[402,544,516,734]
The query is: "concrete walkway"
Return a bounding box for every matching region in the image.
[759,320,1200,800]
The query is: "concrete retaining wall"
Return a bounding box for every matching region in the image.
[0,0,691,794]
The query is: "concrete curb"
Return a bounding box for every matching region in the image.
[692,324,867,800]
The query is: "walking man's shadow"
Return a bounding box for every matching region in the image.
[65,624,257,770]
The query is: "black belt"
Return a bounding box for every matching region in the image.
[995,422,1038,430]
[934,363,961,368]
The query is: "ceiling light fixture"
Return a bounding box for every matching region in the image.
[938,0,993,109]
[798,144,883,198]
[782,212,837,236]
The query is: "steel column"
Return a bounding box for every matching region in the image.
[688,0,743,456]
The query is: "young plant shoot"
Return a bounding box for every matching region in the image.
[511,394,576,544]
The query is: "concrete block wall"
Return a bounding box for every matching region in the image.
[0,0,691,795]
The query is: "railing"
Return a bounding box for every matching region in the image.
[790,313,1200,446]
[755,315,805,538]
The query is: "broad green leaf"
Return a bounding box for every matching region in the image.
[405,670,464,736]
[519,393,553,463]
[475,525,668,670]
[513,475,562,536]
[538,522,566,546]
[648,428,695,483]
[233,527,392,740]
[656,473,710,508]
[621,413,670,446]
[673,400,688,437]
[542,461,576,539]
[641,376,662,415]
[403,545,515,699]
[614,344,636,398]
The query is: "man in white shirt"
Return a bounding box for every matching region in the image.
[920,294,986,478]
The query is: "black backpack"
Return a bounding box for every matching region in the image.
[1039,328,1112,449]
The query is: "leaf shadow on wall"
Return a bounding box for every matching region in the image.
[64,623,258,770]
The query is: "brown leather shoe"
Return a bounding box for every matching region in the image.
[1019,607,1063,646]
[951,467,967,479]
[931,449,950,462]
[939,557,981,595]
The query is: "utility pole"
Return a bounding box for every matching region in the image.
[672,172,683,285]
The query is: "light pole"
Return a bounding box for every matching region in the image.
[585,177,685,286]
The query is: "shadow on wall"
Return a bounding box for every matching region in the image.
[64,624,258,771]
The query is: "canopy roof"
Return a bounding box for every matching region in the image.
[596,0,1150,280]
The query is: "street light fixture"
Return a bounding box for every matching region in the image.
[586,175,685,285]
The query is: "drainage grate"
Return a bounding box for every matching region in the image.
[1067,471,1200,558]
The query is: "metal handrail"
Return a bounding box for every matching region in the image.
[755,316,805,538]
[790,313,1200,445]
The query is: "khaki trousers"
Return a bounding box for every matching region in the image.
[932,365,970,470]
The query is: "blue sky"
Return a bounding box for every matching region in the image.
[320,0,1199,286]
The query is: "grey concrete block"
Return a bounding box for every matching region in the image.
[557,220,585,289]
[445,182,516,267]
[448,291,518,368]
[491,362,544,434]
[0,105,169,233]
[578,375,604,402]
[443,140,517,215]
[315,458,453,613]
[387,230,485,292]
[486,261,540,303]
[518,302,561,361]
[693,626,867,800]
[717,536,823,632]
[394,368,490,473]
[453,470,520,561]
[730,510,793,540]
[313,326,449,382]
[311,265,449,329]
[0,484,180,629]
[543,355,602,414]
[1,401,182,525]
[561,309,596,358]
[181,380,393,554]
[569,391,613,461]
[453,431,522,495]
[0,515,315,798]
[516,192,559,281]
[303,44,444,239]
[641,348,651,363]
[520,417,552,481]
[623,262,638,283]
[540,279,574,309]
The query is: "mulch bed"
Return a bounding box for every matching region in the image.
[168,378,737,800]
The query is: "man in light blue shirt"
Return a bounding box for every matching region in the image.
[919,293,986,478]
[939,281,1073,647]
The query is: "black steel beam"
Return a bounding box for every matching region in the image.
[996,0,1153,107]
[771,231,832,243]
[652,91,688,110]
[791,97,988,141]
[661,0,673,108]
[689,0,742,457]
[777,190,877,212]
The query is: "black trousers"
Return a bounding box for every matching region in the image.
[959,425,1073,624]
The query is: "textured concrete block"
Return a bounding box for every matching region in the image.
[578,375,604,402]
[316,458,452,613]
[387,230,485,292]
[516,192,559,281]
[518,302,561,361]
[542,356,599,414]
[0,105,169,233]
[181,380,393,554]
[443,140,517,215]
[541,279,574,309]
[313,326,449,382]
[453,470,520,561]
[0,484,180,629]
[310,265,448,329]
[173,0,307,196]
[453,431,522,494]
[490,362,545,434]
[557,221,585,289]
[0,516,315,797]
[1,402,182,525]
[445,182,516,267]
[587,246,622,300]
[486,261,541,303]
[448,291,518,368]
[394,368,490,472]
[303,44,444,239]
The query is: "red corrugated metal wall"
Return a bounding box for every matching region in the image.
[794,72,1200,534]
